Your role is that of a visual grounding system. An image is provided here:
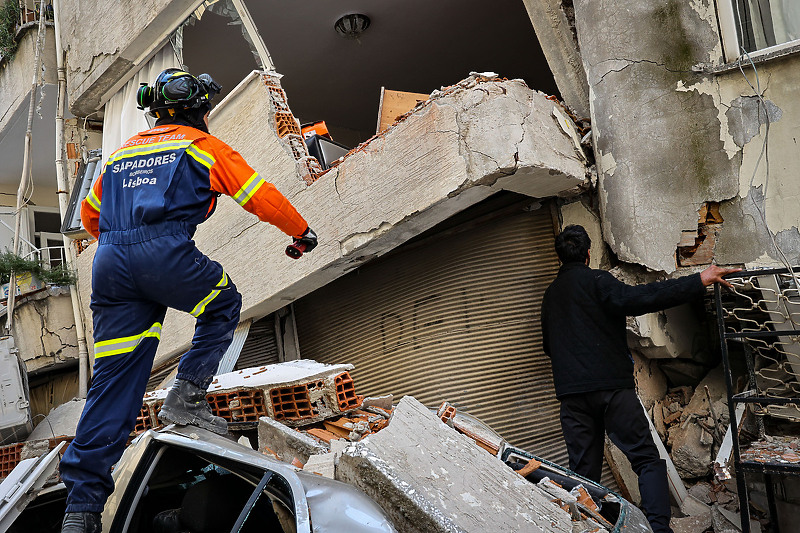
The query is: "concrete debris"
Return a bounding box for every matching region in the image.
[711,503,742,532]
[336,396,573,533]
[26,399,85,441]
[537,477,581,520]
[669,422,713,478]
[740,435,800,465]
[302,452,336,479]
[670,510,712,533]
[662,368,728,479]
[687,482,714,505]
[257,415,328,464]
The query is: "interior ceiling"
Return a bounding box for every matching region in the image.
[0,0,557,193]
[185,0,557,145]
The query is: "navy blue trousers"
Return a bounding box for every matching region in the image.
[560,388,673,533]
[59,222,242,513]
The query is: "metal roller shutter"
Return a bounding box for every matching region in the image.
[294,205,570,465]
[235,316,280,370]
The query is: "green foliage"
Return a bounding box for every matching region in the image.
[0,0,20,61]
[0,252,76,286]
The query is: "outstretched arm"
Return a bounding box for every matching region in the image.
[200,138,308,239]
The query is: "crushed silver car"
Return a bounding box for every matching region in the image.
[3,425,396,533]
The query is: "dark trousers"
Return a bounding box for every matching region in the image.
[59,223,242,513]
[560,388,673,533]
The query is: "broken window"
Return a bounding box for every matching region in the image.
[116,445,295,533]
[718,0,800,61]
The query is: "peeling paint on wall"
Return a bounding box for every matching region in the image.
[726,96,782,148]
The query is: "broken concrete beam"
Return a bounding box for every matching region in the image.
[257,416,328,464]
[74,73,588,368]
[337,443,465,533]
[337,396,573,533]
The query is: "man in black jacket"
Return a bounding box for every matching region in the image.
[541,225,738,533]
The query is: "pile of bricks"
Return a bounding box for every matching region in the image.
[137,361,363,436]
[0,436,73,480]
[262,74,323,185]
[653,385,695,442]
[741,435,800,464]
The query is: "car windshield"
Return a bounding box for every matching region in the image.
[118,444,296,533]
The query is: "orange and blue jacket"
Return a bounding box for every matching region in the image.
[80,124,308,240]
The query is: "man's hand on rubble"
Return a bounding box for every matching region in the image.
[700,264,741,288]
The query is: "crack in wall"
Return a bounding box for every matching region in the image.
[596,58,695,83]
[30,300,77,360]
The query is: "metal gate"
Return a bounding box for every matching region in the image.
[294,203,569,464]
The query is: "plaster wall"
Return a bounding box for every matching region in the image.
[572,0,800,272]
[56,0,199,116]
[12,288,78,374]
[0,26,57,136]
[75,74,588,368]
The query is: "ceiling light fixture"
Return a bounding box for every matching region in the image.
[334,13,370,39]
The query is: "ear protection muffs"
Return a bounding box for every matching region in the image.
[136,83,155,110]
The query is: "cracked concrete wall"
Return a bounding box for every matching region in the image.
[572,0,800,272]
[12,288,78,374]
[574,0,739,273]
[76,74,588,368]
[57,0,199,116]
[713,58,800,267]
[0,26,57,136]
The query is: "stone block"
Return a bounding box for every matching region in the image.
[670,511,711,533]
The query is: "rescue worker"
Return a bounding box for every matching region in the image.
[59,68,317,533]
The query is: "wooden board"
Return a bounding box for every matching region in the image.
[376,88,430,134]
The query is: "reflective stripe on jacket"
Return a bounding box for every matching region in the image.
[80,124,307,239]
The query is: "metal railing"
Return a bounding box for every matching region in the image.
[22,245,65,269]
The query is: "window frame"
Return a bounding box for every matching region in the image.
[718,0,800,62]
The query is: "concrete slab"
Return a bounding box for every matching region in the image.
[337,396,573,533]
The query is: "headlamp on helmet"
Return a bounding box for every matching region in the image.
[136,68,222,118]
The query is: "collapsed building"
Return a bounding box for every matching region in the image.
[0,0,799,531]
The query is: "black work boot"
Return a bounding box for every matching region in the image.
[158,379,227,434]
[61,512,101,533]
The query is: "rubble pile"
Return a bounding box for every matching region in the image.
[740,435,800,464]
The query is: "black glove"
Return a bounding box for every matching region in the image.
[286,227,318,259]
[297,227,318,253]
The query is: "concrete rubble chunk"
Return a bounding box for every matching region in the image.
[711,503,741,533]
[257,416,328,464]
[669,367,728,479]
[302,452,336,479]
[336,396,573,533]
[670,510,712,533]
[27,399,85,442]
[91,73,590,367]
